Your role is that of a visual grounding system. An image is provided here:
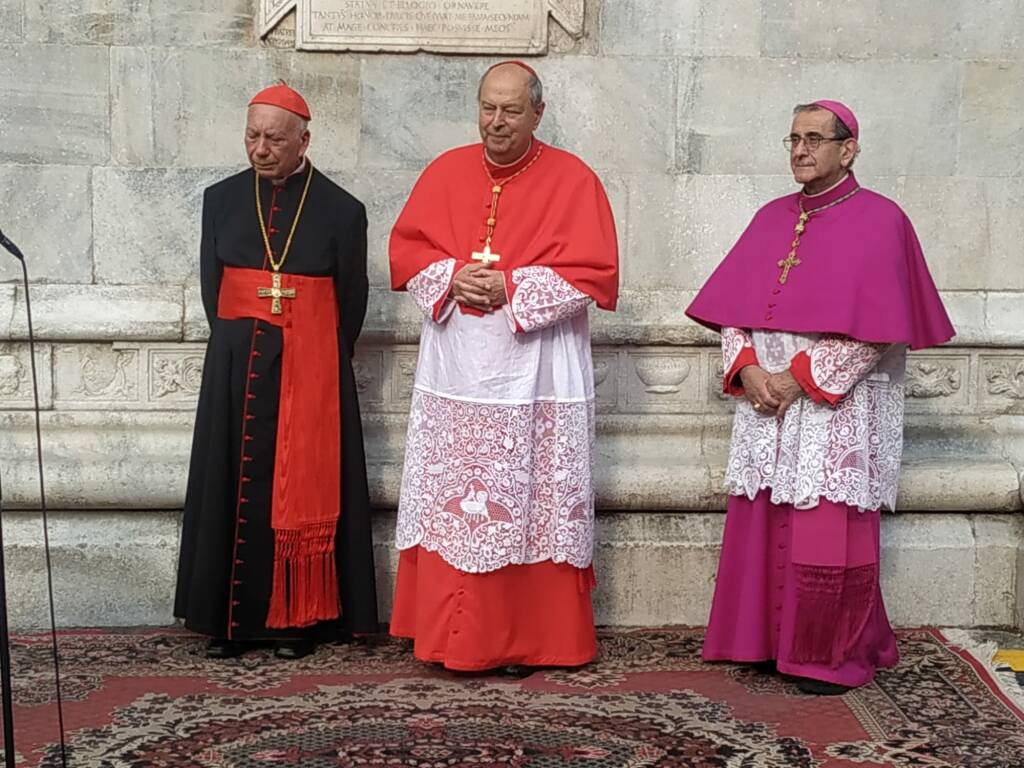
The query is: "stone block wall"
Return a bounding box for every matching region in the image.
[0,0,1022,629]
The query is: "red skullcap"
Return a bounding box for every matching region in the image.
[484,60,538,78]
[249,83,312,121]
[812,99,858,140]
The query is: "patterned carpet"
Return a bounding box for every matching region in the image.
[3,628,1023,767]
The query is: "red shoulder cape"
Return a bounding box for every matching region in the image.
[389,141,618,310]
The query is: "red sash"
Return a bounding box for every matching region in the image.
[218,266,341,629]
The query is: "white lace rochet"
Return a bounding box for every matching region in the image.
[723,328,907,512]
[397,262,596,573]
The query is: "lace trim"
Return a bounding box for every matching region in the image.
[406,259,455,318]
[725,381,905,512]
[509,266,591,333]
[722,327,752,378]
[810,337,887,396]
[395,389,595,573]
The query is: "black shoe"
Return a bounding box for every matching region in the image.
[751,660,777,674]
[274,638,316,660]
[206,639,246,659]
[497,665,534,679]
[794,677,852,696]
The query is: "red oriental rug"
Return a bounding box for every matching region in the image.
[3,627,1023,767]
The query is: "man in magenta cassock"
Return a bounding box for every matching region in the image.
[686,100,954,694]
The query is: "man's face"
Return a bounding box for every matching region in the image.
[478,66,544,164]
[245,104,310,182]
[788,109,855,188]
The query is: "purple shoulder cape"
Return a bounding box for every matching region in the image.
[685,174,954,350]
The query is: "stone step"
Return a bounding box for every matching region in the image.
[3,510,1020,632]
[0,411,1020,512]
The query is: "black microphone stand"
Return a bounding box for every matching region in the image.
[0,470,16,767]
[0,228,68,767]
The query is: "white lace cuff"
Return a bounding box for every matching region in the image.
[406,259,456,321]
[504,266,591,333]
[809,336,887,397]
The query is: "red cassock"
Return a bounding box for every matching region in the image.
[388,139,618,670]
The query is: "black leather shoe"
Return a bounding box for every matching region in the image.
[206,639,245,659]
[794,677,852,696]
[751,660,777,674]
[274,638,316,660]
[497,665,534,679]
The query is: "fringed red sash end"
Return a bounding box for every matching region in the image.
[790,563,877,667]
[266,522,341,629]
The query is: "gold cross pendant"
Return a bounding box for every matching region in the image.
[471,243,501,266]
[794,211,809,235]
[777,251,801,285]
[256,271,296,315]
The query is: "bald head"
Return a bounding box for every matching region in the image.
[477,63,545,165]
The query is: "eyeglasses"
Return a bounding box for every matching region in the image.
[783,134,846,151]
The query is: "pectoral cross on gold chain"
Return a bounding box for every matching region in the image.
[473,145,544,266]
[776,186,861,285]
[776,212,807,285]
[256,272,296,315]
[472,184,504,266]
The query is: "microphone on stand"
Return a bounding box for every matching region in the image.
[0,230,24,261]
[0,227,68,767]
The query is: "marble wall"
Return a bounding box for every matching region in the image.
[0,0,1021,629]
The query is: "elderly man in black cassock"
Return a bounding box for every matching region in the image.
[174,84,378,659]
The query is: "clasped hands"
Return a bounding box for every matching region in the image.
[451,263,507,312]
[738,365,804,418]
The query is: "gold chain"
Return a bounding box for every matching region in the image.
[480,144,544,246]
[778,185,860,285]
[799,185,860,219]
[255,162,315,272]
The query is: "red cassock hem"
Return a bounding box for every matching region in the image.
[389,546,598,671]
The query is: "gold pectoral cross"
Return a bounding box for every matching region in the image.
[777,211,810,284]
[471,184,504,266]
[777,252,801,284]
[471,243,501,266]
[256,271,296,315]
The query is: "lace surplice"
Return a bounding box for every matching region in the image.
[722,327,907,511]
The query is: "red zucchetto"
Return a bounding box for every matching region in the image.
[249,83,312,121]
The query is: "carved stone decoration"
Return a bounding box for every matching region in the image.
[711,361,731,401]
[985,359,1024,401]
[634,356,691,395]
[394,353,420,402]
[593,359,610,388]
[905,361,962,399]
[151,354,205,400]
[0,353,25,396]
[262,7,297,47]
[259,0,294,36]
[259,0,584,53]
[352,359,372,395]
[72,349,139,400]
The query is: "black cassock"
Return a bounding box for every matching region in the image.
[174,165,378,640]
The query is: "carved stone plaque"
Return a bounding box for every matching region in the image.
[260,0,583,53]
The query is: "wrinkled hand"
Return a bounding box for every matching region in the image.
[451,264,506,311]
[739,365,780,416]
[765,369,804,418]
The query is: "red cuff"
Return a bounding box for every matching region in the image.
[790,351,842,406]
[724,346,759,396]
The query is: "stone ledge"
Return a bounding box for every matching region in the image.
[5,510,1019,631]
[1,285,1021,347]
[0,411,1019,513]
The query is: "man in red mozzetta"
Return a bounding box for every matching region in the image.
[175,84,378,660]
[388,62,619,674]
